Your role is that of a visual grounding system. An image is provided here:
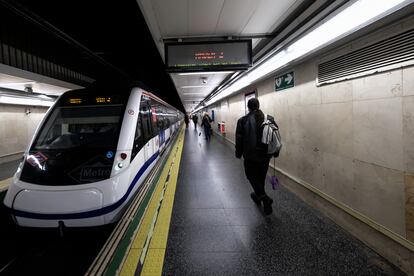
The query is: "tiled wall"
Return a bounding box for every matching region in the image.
[210,21,414,242]
[0,104,47,163]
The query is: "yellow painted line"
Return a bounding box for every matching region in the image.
[141,132,184,275]
[119,249,142,275]
[119,128,185,276]
[119,150,175,276]
[141,249,165,276]
[0,177,11,191]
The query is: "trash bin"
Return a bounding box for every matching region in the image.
[220,122,225,134]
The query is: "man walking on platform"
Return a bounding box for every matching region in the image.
[235,98,276,215]
[201,112,212,141]
[184,114,190,128]
[192,114,198,130]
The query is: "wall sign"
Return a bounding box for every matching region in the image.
[275,71,294,91]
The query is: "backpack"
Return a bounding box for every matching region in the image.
[261,115,282,156]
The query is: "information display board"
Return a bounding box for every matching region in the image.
[165,40,252,72]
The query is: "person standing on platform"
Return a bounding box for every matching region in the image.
[201,112,212,141]
[235,98,276,215]
[184,114,190,129]
[192,114,198,130]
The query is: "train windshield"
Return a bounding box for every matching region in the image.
[20,98,126,186]
[33,105,123,150]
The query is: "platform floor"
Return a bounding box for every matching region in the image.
[162,125,403,275]
[0,160,19,191]
[0,160,19,181]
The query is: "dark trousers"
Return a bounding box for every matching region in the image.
[244,159,270,197]
[204,126,211,140]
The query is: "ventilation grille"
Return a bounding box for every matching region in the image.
[318,28,414,84]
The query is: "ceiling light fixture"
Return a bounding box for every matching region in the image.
[0,88,55,107]
[182,92,206,95]
[0,95,54,107]
[201,0,409,108]
[178,71,235,76]
[181,85,213,89]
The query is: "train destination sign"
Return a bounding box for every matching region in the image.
[165,40,252,72]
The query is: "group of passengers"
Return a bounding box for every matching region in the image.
[184,113,212,140]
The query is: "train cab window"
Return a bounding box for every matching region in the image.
[22,102,126,186]
[140,98,152,143]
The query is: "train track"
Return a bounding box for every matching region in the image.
[0,193,114,275]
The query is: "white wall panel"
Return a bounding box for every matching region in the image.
[403,66,414,96]
[353,97,403,171]
[353,160,405,237]
[353,70,403,100]
[0,105,47,162]
[403,96,414,173]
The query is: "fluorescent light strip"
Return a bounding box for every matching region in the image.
[203,0,409,107]
[178,71,234,76]
[0,95,54,107]
[182,93,206,96]
[181,85,214,89]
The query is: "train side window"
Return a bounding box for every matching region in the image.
[157,109,164,132]
[160,105,167,130]
[165,116,170,128]
[140,99,152,143]
[131,111,144,161]
[150,99,159,136]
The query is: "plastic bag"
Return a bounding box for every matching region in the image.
[269,158,279,190]
[269,175,279,190]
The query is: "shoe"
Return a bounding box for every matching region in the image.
[250,193,261,206]
[263,196,273,215]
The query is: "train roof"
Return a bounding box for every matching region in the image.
[60,83,181,113]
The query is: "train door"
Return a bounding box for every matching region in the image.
[140,98,154,161]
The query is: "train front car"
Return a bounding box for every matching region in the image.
[3,86,144,228]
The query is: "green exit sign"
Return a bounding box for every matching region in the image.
[275,71,294,91]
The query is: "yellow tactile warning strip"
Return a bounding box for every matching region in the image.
[0,177,11,192]
[119,128,185,276]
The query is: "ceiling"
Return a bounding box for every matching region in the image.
[0,0,334,112]
[1,0,185,110]
[137,0,306,112]
[0,63,81,96]
[0,73,74,95]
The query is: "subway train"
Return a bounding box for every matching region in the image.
[3,85,183,227]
